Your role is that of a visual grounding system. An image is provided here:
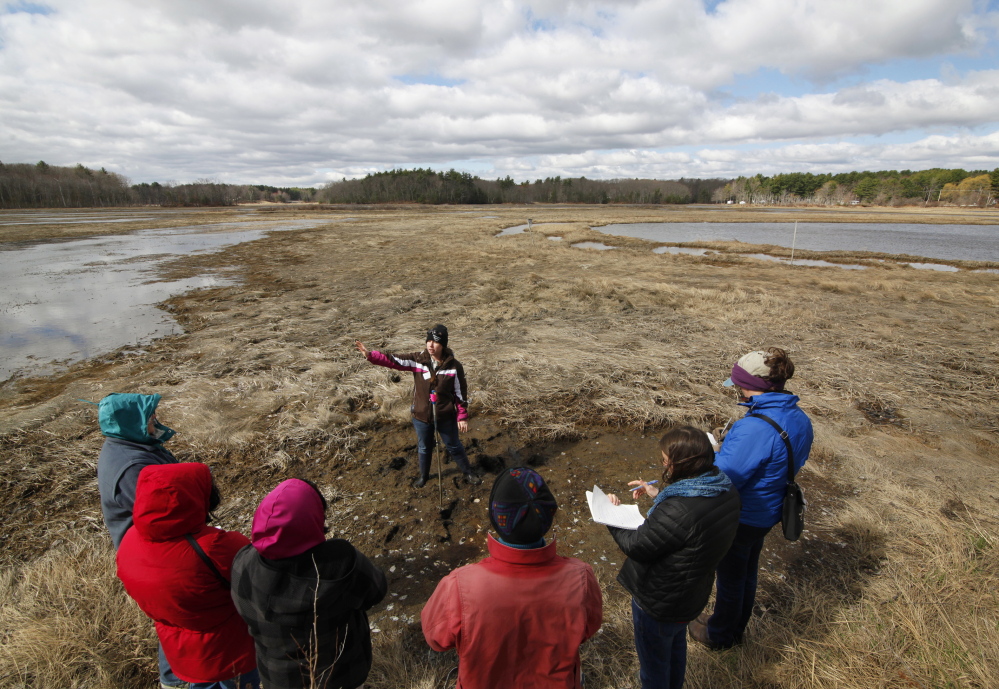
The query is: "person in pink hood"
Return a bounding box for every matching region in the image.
[230,479,387,689]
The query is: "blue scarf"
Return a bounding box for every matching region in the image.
[647,470,733,517]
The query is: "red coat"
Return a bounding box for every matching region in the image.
[421,534,602,689]
[117,462,256,683]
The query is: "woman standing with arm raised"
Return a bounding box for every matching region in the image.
[355,324,480,487]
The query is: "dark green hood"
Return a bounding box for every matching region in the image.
[98,393,175,445]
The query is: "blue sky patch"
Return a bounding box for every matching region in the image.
[3,1,52,15]
[713,51,995,106]
[713,67,809,103]
[394,74,465,87]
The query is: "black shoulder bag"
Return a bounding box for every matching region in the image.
[747,413,805,541]
[184,534,231,590]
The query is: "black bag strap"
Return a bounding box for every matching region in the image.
[184,534,230,590]
[746,413,796,484]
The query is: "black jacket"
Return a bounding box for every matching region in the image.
[231,539,387,689]
[610,485,740,622]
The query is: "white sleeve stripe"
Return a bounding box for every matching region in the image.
[391,356,429,372]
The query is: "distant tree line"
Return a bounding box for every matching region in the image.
[713,168,998,207]
[315,168,725,205]
[0,161,132,208]
[0,161,315,209]
[3,160,997,209]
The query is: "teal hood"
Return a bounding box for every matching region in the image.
[98,393,175,445]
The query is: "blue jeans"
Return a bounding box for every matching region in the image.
[158,642,184,688]
[706,522,773,647]
[632,599,687,689]
[412,416,472,477]
[158,642,260,689]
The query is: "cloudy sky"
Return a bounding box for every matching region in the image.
[1,0,998,186]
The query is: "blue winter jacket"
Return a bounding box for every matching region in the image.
[96,393,178,548]
[715,391,813,528]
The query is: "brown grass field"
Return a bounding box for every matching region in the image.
[1,204,998,688]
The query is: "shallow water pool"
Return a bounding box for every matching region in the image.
[0,219,324,381]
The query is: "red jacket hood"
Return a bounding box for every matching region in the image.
[251,478,326,559]
[132,462,213,542]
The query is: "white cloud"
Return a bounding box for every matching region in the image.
[0,0,997,185]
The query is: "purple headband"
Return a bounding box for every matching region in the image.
[729,364,784,392]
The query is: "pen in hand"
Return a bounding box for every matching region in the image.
[627,480,658,489]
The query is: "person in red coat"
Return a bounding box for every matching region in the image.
[421,467,603,689]
[117,462,259,689]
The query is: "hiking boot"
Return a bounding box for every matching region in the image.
[463,472,482,486]
[687,616,729,650]
[412,475,429,488]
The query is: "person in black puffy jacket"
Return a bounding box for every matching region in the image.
[606,426,740,689]
[230,479,387,689]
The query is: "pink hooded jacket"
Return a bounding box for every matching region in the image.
[250,478,327,558]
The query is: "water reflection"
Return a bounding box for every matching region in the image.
[571,242,616,250]
[903,262,959,272]
[0,220,324,381]
[741,253,866,270]
[653,246,712,256]
[597,221,999,263]
[496,222,575,236]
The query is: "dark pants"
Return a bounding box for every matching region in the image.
[706,522,773,647]
[412,416,472,477]
[632,599,687,689]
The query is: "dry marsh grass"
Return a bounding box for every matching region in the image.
[0,535,157,688]
[1,205,997,687]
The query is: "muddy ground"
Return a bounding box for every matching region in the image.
[2,203,998,687]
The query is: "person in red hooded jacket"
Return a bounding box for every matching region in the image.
[116,462,259,689]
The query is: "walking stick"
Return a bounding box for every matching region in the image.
[430,390,443,510]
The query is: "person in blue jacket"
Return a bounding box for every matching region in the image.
[688,348,813,650]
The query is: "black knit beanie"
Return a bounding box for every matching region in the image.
[426,324,448,348]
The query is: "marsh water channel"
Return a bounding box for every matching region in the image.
[0,216,328,381]
[499,218,999,267]
[595,220,999,264]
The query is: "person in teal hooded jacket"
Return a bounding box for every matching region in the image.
[97,392,179,550]
[97,393,189,688]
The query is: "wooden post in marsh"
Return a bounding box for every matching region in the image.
[790,220,798,266]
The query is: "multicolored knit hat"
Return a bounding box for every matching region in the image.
[723,350,785,392]
[489,467,558,544]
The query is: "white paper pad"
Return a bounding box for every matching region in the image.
[586,484,646,530]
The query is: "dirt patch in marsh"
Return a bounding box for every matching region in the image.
[2,204,998,686]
